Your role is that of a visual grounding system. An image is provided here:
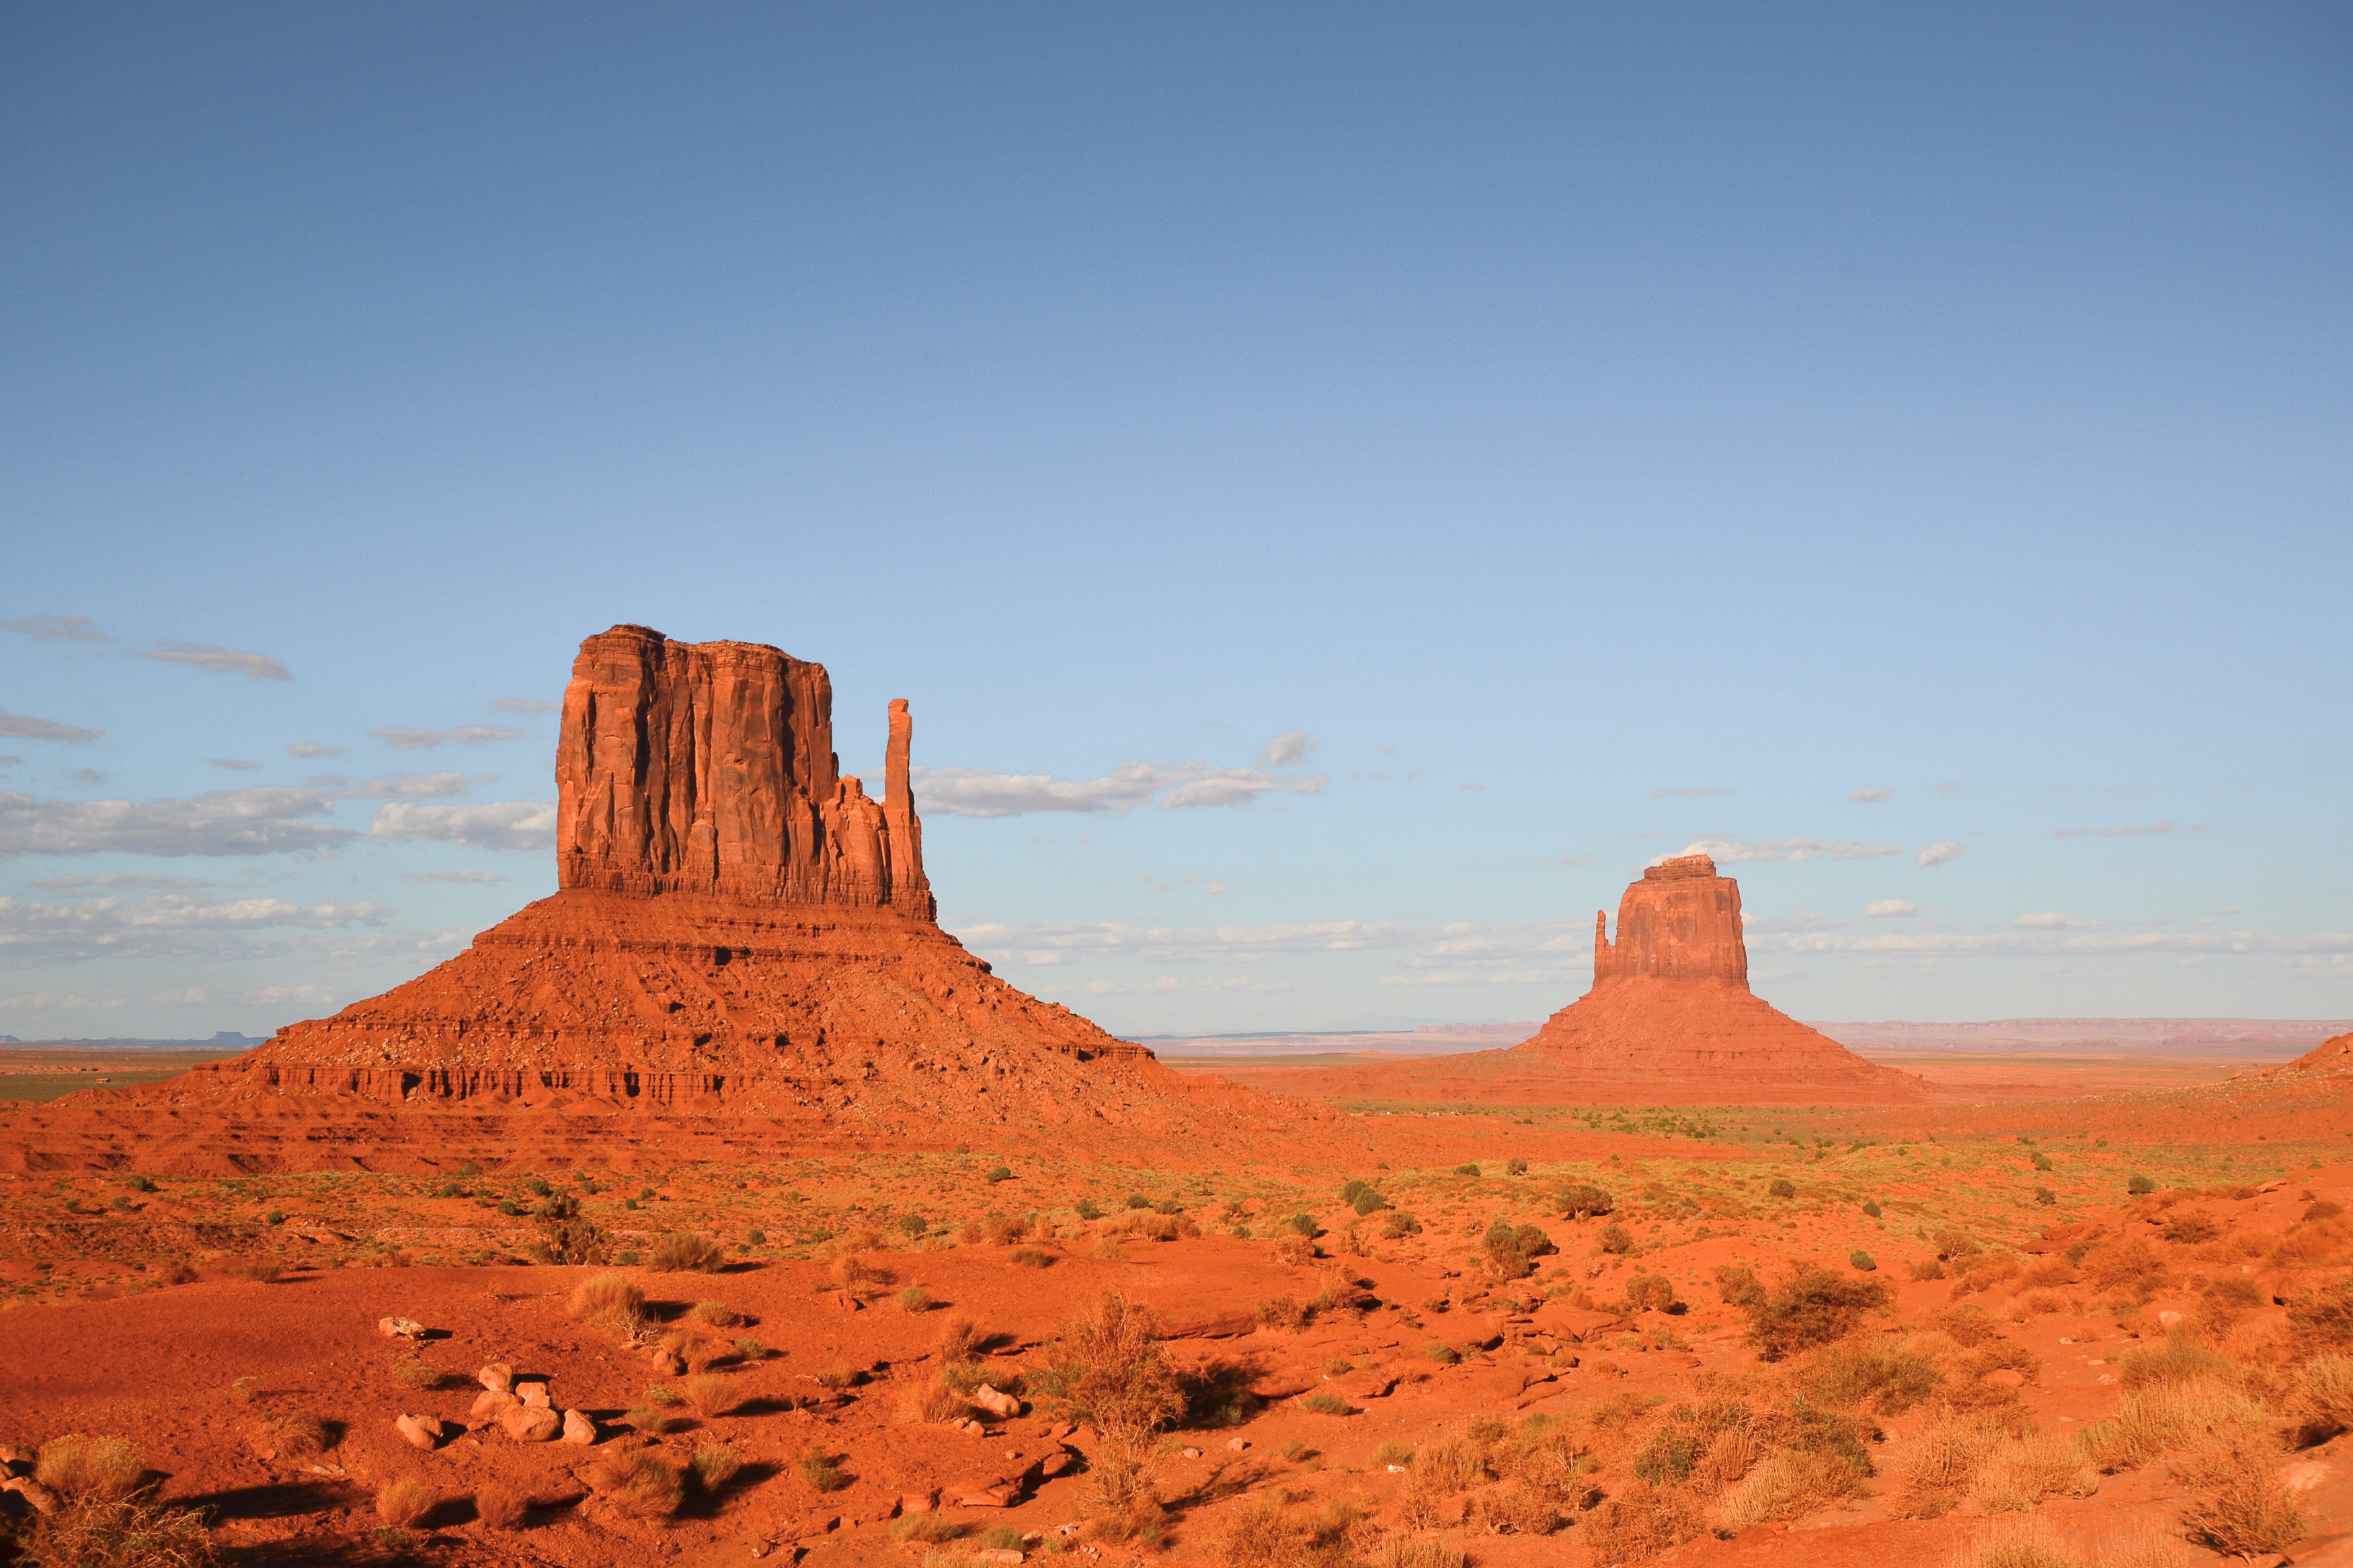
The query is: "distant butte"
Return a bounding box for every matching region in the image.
[1509,854,1929,1102]
[1,626,1332,1171]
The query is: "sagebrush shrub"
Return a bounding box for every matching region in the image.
[649,1233,725,1273]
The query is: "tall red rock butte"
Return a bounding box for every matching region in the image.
[1515,854,1927,1103]
[7,626,1328,1169]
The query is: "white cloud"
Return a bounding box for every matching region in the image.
[340,772,481,801]
[1647,786,1728,800]
[1669,837,1899,864]
[1916,840,1966,868]
[30,874,212,895]
[141,641,290,679]
[489,698,559,715]
[371,726,523,751]
[1753,925,2353,961]
[369,800,557,850]
[0,709,100,742]
[955,917,1436,968]
[1866,900,1919,917]
[2013,911,2102,930]
[1851,788,1892,803]
[0,890,389,964]
[208,758,260,772]
[0,786,357,858]
[912,755,1327,818]
[1,614,108,643]
[401,868,508,884]
[1259,731,1315,767]
[2057,821,2210,839]
[286,743,343,758]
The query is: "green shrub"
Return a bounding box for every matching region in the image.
[1073,1199,1103,1221]
[1849,1250,1876,1272]
[1455,1163,1480,1178]
[1556,1182,1615,1219]
[2031,1151,2055,1171]
[2128,1173,2155,1195]
[1716,1264,1890,1361]
[746,1228,766,1245]
[1597,1223,1634,1255]
[797,1446,850,1492]
[1382,1211,1423,1238]
[1125,1194,1153,1210]
[986,1165,1012,1184]
[1285,1212,1318,1237]
[1768,1178,1797,1199]
[1298,1391,1355,1415]
[1506,1159,1529,1176]
[1860,1200,1882,1218]
[1484,1220,1558,1280]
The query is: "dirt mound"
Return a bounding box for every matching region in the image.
[0,626,1339,1170]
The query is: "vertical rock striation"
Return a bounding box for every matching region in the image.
[1591,855,1749,988]
[557,625,932,916]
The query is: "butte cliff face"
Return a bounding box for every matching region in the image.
[63,625,1342,1163]
[1519,854,1927,1104]
[557,626,930,915]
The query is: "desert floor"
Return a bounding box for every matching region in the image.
[6,1055,2353,1567]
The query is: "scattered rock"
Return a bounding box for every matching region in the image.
[477,1362,514,1392]
[1984,1368,2026,1389]
[499,1404,563,1442]
[516,1380,552,1409]
[469,1389,520,1424]
[1038,1452,1076,1479]
[376,1316,428,1339]
[901,1491,939,1514]
[1180,1448,1201,1460]
[394,1413,444,1451]
[970,1384,1021,1419]
[947,1479,1019,1508]
[561,1409,596,1446]
[1226,1438,1249,1452]
[975,1553,1023,1565]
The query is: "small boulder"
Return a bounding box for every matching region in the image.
[477,1362,514,1393]
[1226,1437,1249,1452]
[1985,1368,2026,1389]
[1180,1448,1201,1460]
[377,1316,428,1339]
[469,1389,520,1423]
[975,1553,1023,1565]
[516,1380,552,1409]
[560,1409,596,1446]
[500,1404,563,1443]
[970,1385,1021,1419]
[394,1413,444,1451]
[900,1489,939,1514]
[947,1479,1017,1508]
[1037,1451,1076,1479]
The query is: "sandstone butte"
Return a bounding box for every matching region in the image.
[1239,856,1930,1108]
[0,626,1329,1173]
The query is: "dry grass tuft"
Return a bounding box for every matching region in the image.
[683,1372,740,1419]
[649,1232,725,1273]
[391,1355,442,1391]
[1584,1479,1702,1565]
[15,1498,218,1567]
[592,1447,684,1518]
[2299,1350,2353,1434]
[933,1313,984,1362]
[36,1434,146,1501]
[568,1271,647,1336]
[891,1512,966,1544]
[374,1477,434,1528]
[1715,1448,1867,1531]
[2081,1376,2268,1472]
[1969,1430,2099,1514]
[690,1301,740,1328]
[473,1482,528,1530]
[2176,1438,2305,1556]
[900,1378,975,1424]
[896,1286,934,1313]
[689,1441,744,1492]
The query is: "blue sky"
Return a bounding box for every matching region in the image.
[3,4,2348,1040]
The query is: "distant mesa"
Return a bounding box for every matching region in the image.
[6,626,1325,1167]
[1515,854,1928,1103]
